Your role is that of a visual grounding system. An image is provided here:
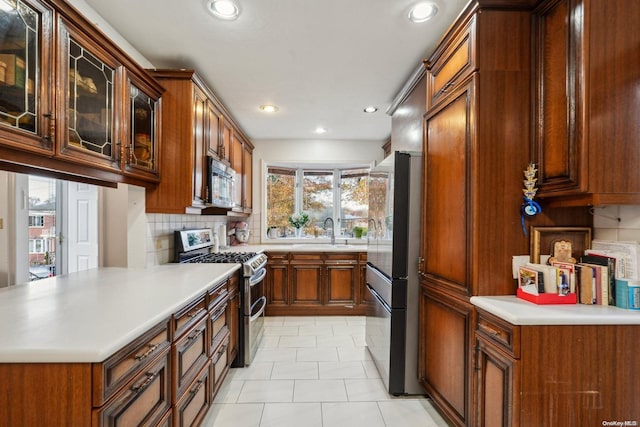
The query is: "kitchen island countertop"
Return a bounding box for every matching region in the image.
[0,264,239,363]
[471,295,640,325]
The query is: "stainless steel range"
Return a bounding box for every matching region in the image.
[175,228,267,366]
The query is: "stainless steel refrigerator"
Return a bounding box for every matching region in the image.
[365,151,423,395]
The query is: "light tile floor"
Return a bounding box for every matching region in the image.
[202,316,449,427]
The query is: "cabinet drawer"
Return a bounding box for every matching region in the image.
[173,315,209,400]
[476,310,520,358]
[173,295,207,339]
[265,252,289,262]
[325,253,357,264]
[209,300,229,356]
[427,17,475,108]
[212,334,230,386]
[92,319,170,406]
[174,363,211,427]
[291,253,323,262]
[94,348,171,427]
[207,280,228,311]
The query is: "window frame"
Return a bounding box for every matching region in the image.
[264,163,370,240]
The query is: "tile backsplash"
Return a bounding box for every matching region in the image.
[592,205,640,242]
[144,206,640,267]
[145,213,258,266]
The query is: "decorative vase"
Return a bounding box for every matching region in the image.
[295,227,303,238]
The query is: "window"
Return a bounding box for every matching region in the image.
[266,165,369,237]
[303,170,333,228]
[29,238,48,254]
[29,215,44,227]
[266,167,295,229]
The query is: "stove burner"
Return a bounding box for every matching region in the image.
[183,252,257,264]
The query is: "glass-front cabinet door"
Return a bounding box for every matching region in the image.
[125,72,161,180]
[0,0,53,151]
[57,18,121,172]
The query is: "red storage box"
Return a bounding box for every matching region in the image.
[516,288,577,304]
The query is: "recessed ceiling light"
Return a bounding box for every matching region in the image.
[259,104,279,113]
[207,0,240,20]
[314,127,328,134]
[408,2,438,23]
[364,106,378,113]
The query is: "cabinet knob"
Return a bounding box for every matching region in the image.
[43,112,55,141]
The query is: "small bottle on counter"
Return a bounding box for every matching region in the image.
[213,233,220,252]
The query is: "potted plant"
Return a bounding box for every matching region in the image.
[288,212,310,237]
[353,226,367,239]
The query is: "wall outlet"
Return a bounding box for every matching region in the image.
[0,218,3,229]
[155,238,162,250]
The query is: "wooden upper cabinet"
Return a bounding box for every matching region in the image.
[146,70,208,213]
[123,71,162,181]
[230,133,243,209]
[242,142,253,212]
[0,0,54,154]
[56,18,121,173]
[534,0,640,205]
[0,0,162,187]
[229,131,253,213]
[426,16,475,109]
[220,119,232,163]
[146,69,253,214]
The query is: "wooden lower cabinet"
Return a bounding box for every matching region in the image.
[291,254,324,306]
[174,363,211,427]
[0,276,238,427]
[265,251,366,316]
[418,282,474,427]
[95,349,172,427]
[266,252,289,309]
[474,309,640,427]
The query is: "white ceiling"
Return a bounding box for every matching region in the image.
[83,0,468,142]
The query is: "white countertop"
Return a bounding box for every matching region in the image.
[470,295,640,325]
[225,242,367,252]
[0,264,240,363]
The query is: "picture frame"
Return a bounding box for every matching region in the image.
[530,226,592,264]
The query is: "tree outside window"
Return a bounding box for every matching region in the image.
[266,165,369,238]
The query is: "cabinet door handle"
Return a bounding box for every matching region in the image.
[131,371,157,394]
[478,323,502,337]
[187,328,204,341]
[133,342,159,361]
[189,379,204,395]
[188,307,204,319]
[43,112,55,141]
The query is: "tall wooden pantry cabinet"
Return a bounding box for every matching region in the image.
[417,2,591,426]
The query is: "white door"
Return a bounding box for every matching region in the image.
[63,181,98,274]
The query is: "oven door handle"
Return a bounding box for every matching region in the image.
[249,268,267,287]
[249,296,267,321]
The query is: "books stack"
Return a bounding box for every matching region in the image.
[517,262,577,304]
[517,240,640,309]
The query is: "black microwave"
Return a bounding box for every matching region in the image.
[207,157,236,208]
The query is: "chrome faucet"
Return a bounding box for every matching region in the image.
[323,217,335,245]
[368,218,377,239]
